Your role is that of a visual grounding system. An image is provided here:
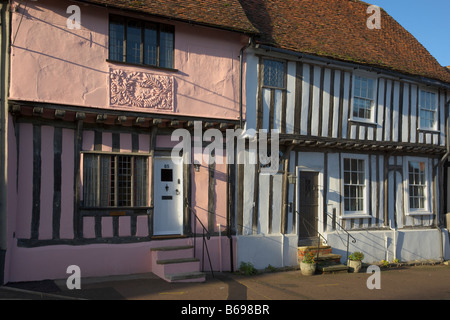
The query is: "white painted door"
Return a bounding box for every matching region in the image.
[154,157,184,235]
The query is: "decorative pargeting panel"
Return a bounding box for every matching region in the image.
[109,69,174,110]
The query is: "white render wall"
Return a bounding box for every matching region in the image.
[326,228,450,264]
[236,234,298,270]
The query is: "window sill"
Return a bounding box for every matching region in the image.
[406,210,433,216]
[106,59,179,73]
[340,213,372,219]
[348,118,378,127]
[417,127,440,134]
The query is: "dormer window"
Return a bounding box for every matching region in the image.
[109,15,174,69]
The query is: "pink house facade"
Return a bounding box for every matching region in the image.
[2,0,255,283]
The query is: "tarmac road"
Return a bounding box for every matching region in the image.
[1,263,450,301]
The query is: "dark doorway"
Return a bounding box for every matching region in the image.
[298,171,319,246]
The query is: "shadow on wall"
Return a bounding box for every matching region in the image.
[327,229,445,264]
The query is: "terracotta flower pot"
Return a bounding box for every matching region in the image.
[347,259,362,273]
[300,262,316,276]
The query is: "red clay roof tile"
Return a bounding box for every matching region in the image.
[77,0,450,84]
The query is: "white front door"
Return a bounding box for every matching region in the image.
[154,157,184,235]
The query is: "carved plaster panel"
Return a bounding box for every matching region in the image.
[109,69,174,110]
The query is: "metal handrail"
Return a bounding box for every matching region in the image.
[323,210,356,262]
[296,211,327,262]
[296,210,357,263]
[186,203,214,278]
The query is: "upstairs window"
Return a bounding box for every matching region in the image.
[262,59,286,89]
[352,75,376,121]
[109,16,174,69]
[419,90,437,130]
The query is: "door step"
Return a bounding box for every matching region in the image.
[298,246,349,274]
[317,263,349,274]
[151,244,206,283]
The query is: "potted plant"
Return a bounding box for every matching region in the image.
[300,250,316,276]
[347,251,364,273]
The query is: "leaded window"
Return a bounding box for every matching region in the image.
[109,16,174,69]
[83,154,149,208]
[263,59,285,88]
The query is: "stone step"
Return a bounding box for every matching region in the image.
[298,246,333,260]
[316,253,342,263]
[317,263,349,274]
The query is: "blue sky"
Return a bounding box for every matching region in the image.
[369,0,450,67]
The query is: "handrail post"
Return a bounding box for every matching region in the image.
[346,233,350,263]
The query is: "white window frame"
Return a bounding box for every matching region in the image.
[418,89,438,131]
[350,73,377,124]
[340,153,370,219]
[403,156,433,216]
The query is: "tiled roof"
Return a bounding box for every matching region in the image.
[78,0,450,84]
[240,0,450,84]
[75,0,259,34]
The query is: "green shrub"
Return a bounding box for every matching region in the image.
[348,252,364,261]
[238,262,257,275]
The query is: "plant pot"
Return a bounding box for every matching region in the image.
[300,262,316,276]
[347,259,362,273]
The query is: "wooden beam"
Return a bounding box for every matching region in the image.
[116,115,127,124]
[96,114,107,123]
[54,109,66,119]
[152,119,162,126]
[32,107,43,117]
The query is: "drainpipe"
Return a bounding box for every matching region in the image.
[239,37,253,129]
[0,0,10,285]
[228,37,253,272]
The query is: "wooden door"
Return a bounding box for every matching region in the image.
[298,171,319,246]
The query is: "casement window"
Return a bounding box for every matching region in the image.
[352,75,376,121]
[404,157,432,215]
[262,59,286,89]
[83,154,149,208]
[419,90,437,130]
[109,15,174,69]
[342,154,369,216]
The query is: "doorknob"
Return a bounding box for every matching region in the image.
[176,189,180,195]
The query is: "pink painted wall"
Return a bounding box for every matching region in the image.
[7,125,235,282]
[7,236,236,282]
[9,0,247,120]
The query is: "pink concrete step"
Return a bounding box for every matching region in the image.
[151,245,194,261]
[150,245,205,283]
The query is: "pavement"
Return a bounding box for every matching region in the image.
[1,263,450,302]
